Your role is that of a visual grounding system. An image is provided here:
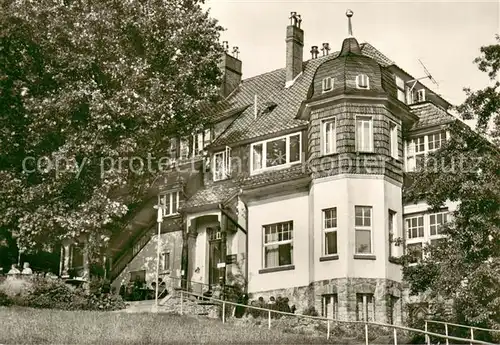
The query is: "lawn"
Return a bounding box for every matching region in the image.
[0,306,335,344]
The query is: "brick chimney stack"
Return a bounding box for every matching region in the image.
[286,12,304,86]
[219,41,242,98]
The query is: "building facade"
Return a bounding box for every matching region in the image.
[58,11,462,324]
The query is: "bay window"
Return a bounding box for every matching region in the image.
[251,133,301,173]
[263,221,293,269]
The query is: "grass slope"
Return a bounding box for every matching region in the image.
[0,307,334,344]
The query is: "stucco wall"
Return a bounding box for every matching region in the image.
[247,191,310,293]
[111,230,183,291]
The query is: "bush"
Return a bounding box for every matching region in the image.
[0,290,12,306]
[302,306,319,317]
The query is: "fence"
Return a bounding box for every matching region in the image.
[176,289,497,345]
[425,319,500,345]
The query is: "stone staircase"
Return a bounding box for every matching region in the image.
[119,289,220,318]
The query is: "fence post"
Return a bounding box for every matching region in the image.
[180,290,183,315]
[425,321,430,345]
[365,323,369,345]
[268,310,271,330]
[327,320,330,340]
[393,328,397,345]
[445,323,449,345]
[222,301,226,324]
[470,327,474,345]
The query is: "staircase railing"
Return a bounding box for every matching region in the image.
[175,289,497,345]
[425,319,500,345]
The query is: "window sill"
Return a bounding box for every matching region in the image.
[353,254,376,260]
[258,265,295,274]
[320,255,339,262]
[321,152,339,159]
[355,151,376,155]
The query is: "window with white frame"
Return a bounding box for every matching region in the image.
[192,129,212,157]
[323,208,338,256]
[355,206,372,254]
[263,221,293,268]
[395,76,406,103]
[322,77,333,92]
[213,146,231,181]
[430,212,448,236]
[159,191,180,217]
[168,138,178,159]
[322,118,336,155]
[416,89,426,102]
[179,137,190,159]
[322,294,338,320]
[388,210,399,258]
[406,131,447,171]
[356,74,370,89]
[355,116,373,152]
[406,215,424,239]
[356,293,375,321]
[251,133,301,173]
[389,121,398,159]
[161,252,170,271]
[407,242,423,264]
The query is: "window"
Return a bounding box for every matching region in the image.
[192,129,212,157]
[416,89,425,102]
[355,206,372,254]
[406,216,424,239]
[406,131,447,171]
[161,252,170,271]
[356,293,375,321]
[168,138,178,159]
[323,208,338,256]
[322,77,333,92]
[430,212,448,236]
[179,137,190,159]
[322,118,336,155]
[251,133,301,173]
[322,294,338,320]
[263,221,293,268]
[159,191,180,217]
[395,76,406,103]
[130,270,146,283]
[388,210,398,258]
[356,74,370,89]
[355,116,373,152]
[389,122,398,159]
[407,243,423,264]
[213,146,231,181]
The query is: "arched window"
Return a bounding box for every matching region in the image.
[356,74,370,89]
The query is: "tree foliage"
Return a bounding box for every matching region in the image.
[403,36,500,333]
[0,0,224,251]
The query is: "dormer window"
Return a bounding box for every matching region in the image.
[416,89,426,102]
[356,74,370,89]
[322,77,334,92]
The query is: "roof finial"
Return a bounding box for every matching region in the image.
[346,9,354,37]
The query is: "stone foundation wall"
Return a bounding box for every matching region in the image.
[248,278,404,325]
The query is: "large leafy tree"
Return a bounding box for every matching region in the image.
[403,36,500,337]
[0,0,223,266]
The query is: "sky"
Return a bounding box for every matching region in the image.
[204,0,499,107]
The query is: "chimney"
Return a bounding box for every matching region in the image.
[321,43,330,56]
[310,46,319,59]
[286,12,304,85]
[219,41,242,98]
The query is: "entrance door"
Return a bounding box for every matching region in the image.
[208,239,222,287]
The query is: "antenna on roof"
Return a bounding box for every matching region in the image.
[406,59,440,94]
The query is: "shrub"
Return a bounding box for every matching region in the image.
[302,306,319,317]
[0,290,12,306]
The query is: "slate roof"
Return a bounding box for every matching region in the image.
[181,180,239,210]
[210,42,394,148]
[410,102,456,130]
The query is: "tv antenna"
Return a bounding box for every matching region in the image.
[406,59,439,94]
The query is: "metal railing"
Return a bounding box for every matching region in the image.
[175,289,497,345]
[425,319,500,345]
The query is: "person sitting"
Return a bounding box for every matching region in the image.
[21,262,33,275]
[7,264,20,275]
